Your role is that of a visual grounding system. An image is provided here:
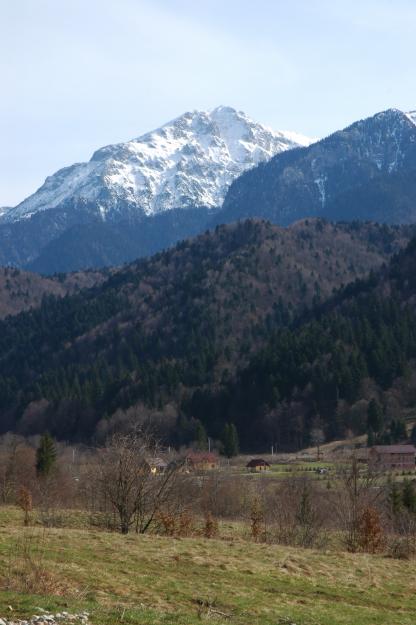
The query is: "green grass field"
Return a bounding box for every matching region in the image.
[0,507,415,625]
[230,460,336,481]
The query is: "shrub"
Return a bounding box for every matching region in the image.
[204,512,219,539]
[357,507,384,553]
[250,497,265,542]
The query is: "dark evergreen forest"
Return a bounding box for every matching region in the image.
[0,219,415,450]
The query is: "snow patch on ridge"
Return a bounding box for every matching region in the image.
[314,177,327,207]
[405,111,416,126]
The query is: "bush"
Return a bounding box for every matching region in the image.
[250,497,265,542]
[357,507,384,553]
[387,536,416,560]
[204,512,219,539]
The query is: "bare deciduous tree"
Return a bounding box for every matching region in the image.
[98,430,181,534]
[0,434,36,504]
[334,456,381,552]
[310,427,325,461]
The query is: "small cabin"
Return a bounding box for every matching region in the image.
[187,452,219,472]
[369,445,416,471]
[246,458,271,472]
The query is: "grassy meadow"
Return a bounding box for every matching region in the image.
[0,507,415,625]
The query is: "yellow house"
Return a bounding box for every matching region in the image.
[246,458,270,472]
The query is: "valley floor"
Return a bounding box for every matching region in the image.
[0,508,415,625]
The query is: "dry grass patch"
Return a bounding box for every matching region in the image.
[0,509,415,624]
[1,529,76,598]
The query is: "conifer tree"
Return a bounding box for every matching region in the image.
[36,432,57,477]
[221,422,239,458]
[195,421,208,451]
[367,428,375,448]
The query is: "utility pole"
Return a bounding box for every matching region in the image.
[208,437,211,453]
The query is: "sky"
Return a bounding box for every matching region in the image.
[1,0,416,206]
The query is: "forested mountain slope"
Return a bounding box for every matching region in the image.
[0,219,409,443]
[214,238,416,450]
[0,267,106,319]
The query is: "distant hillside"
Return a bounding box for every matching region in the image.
[0,266,106,319]
[0,218,410,441]
[25,208,214,274]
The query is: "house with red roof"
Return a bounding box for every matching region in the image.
[186,452,219,472]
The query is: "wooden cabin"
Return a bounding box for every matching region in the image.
[246,458,271,472]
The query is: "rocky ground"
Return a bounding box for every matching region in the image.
[0,612,89,625]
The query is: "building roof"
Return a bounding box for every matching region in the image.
[371,445,416,454]
[246,458,270,468]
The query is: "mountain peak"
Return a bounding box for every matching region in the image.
[3,108,312,224]
[372,107,413,123]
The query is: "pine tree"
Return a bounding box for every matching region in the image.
[221,422,239,458]
[36,432,57,477]
[367,428,375,448]
[195,421,208,451]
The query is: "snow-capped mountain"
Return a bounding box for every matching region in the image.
[2,106,312,224]
[3,106,416,275]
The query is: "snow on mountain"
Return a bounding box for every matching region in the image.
[406,110,416,126]
[2,106,313,223]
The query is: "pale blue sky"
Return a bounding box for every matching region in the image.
[1,0,416,206]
